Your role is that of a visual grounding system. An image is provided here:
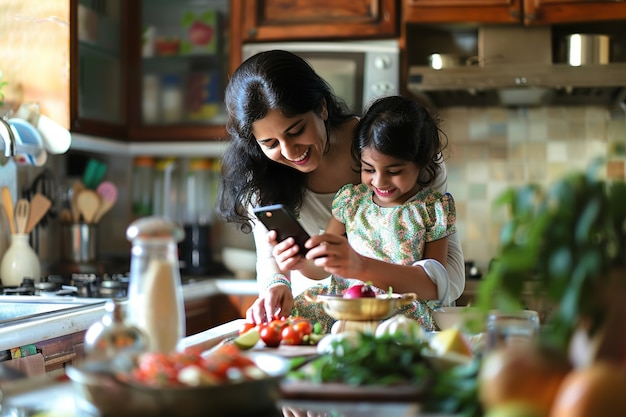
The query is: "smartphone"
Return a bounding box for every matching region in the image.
[253,204,311,255]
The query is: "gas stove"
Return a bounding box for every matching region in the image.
[2,274,129,299]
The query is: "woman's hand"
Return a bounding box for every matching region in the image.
[305,233,366,279]
[245,284,294,324]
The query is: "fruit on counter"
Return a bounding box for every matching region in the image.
[240,316,322,348]
[375,315,425,342]
[549,361,626,417]
[233,327,260,350]
[429,327,473,357]
[478,344,572,416]
[343,282,376,298]
[258,319,285,347]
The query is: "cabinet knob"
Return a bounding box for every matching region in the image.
[248,27,258,38]
[510,10,521,20]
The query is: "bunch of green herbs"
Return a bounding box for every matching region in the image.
[290,332,431,386]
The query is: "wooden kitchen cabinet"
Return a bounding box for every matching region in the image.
[404,0,626,25]
[70,0,233,142]
[235,0,399,43]
[36,331,86,375]
[404,0,521,24]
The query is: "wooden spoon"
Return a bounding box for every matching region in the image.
[25,193,52,234]
[93,181,118,223]
[71,180,85,223]
[76,189,101,224]
[14,199,30,234]
[1,186,16,235]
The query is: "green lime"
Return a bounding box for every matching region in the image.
[233,327,260,350]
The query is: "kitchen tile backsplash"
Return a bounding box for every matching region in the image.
[441,105,626,272]
[2,105,625,281]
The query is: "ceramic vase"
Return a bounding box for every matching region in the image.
[0,233,40,287]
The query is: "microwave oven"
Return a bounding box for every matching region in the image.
[242,40,400,114]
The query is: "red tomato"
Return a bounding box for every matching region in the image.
[238,322,257,335]
[281,324,304,345]
[259,320,284,347]
[134,352,178,386]
[291,319,313,336]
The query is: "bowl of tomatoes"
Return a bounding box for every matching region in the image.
[67,344,288,417]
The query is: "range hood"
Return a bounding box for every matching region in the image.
[407,26,626,108]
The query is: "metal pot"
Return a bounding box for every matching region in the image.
[305,290,417,321]
[566,34,610,66]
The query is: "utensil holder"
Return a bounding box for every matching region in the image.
[62,223,98,263]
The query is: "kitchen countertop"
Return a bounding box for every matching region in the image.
[1,318,460,417]
[0,278,258,351]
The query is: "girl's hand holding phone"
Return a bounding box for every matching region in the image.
[306,233,366,278]
[268,230,309,271]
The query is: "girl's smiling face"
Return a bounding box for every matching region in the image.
[361,146,421,207]
[251,108,327,173]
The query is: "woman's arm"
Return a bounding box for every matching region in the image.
[248,212,295,323]
[430,161,465,301]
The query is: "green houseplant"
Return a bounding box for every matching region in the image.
[476,159,626,359]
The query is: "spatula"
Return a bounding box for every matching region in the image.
[76,189,101,224]
[14,199,30,234]
[25,193,52,234]
[1,186,15,235]
[93,181,118,223]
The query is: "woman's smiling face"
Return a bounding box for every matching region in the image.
[251,108,327,173]
[361,146,422,207]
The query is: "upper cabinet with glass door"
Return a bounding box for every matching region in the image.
[71,0,127,138]
[71,0,230,142]
[128,0,229,141]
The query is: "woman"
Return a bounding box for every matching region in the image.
[216,50,464,324]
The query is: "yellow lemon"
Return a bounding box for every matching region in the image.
[429,327,472,357]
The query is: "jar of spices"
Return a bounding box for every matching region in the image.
[160,74,183,123]
[131,156,154,217]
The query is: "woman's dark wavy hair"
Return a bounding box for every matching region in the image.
[351,96,448,187]
[216,50,356,232]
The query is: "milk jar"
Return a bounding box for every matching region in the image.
[125,216,185,352]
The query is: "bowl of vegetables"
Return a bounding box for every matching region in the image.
[304,285,417,321]
[66,345,288,417]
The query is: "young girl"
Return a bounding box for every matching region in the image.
[280,95,457,332]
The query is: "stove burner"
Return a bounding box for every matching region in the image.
[2,273,130,298]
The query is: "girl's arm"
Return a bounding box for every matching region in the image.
[305,234,449,300]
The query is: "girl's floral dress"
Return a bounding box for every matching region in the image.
[294,183,457,333]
